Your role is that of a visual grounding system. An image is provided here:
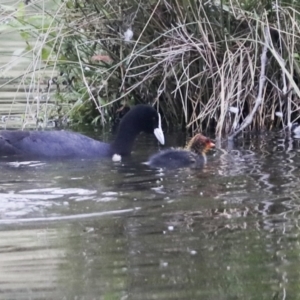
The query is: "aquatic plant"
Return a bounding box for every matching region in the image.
[1,0,300,136]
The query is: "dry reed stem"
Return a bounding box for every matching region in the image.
[3,0,300,132]
[229,25,270,139]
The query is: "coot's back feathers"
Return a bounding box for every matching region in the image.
[147,133,214,169]
[0,104,164,159]
[0,130,110,158]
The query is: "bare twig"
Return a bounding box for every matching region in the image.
[228,26,270,139]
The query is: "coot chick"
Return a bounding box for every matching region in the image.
[0,104,165,159]
[147,133,214,169]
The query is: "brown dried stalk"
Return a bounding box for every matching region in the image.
[228,26,270,139]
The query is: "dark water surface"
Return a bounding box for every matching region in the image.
[0,132,300,300]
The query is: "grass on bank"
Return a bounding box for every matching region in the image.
[1,0,300,137]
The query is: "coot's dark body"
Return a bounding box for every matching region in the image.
[0,130,111,158]
[0,105,164,159]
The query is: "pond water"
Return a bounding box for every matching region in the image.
[0,131,299,299]
[1,4,300,299]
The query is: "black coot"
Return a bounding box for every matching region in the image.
[0,104,165,159]
[146,133,214,169]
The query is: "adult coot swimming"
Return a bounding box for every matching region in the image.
[146,133,214,169]
[0,104,165,159]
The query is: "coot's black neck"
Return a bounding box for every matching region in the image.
[110,123,141,156]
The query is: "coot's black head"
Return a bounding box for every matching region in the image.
[110,104,165,158]
[119,104,165,145]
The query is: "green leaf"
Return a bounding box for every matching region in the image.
[20,30,30,41]
[27,15,54,28]
[41,47,51,60]
[16,2,25,21]
[25,43,33,51]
